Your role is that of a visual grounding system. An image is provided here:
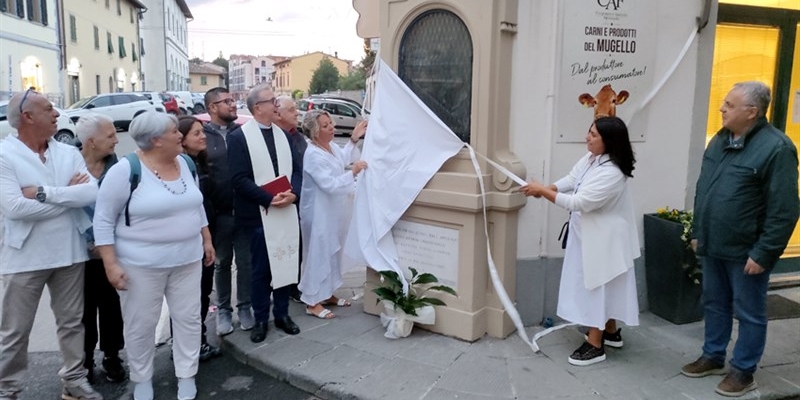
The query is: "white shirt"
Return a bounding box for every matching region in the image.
[93,156,208,268]
[0,137,97,273]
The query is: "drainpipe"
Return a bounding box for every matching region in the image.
[697,0,712,33]
[54,0,66,106]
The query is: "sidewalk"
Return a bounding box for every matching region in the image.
[222,269,800,400]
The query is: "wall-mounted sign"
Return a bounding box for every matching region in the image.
[392,219,459,288]
[556,0,657,142]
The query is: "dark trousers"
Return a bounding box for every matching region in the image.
[82,258,124,366]
[249,227,291,323]
[200,260,214,344]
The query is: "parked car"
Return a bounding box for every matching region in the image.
[191,92,206,114]
[0,100,77,142]
[296,98,367,136]
[193,112,253,125]
[308,94,363,109]
[137,91,180,115]
[64,92,163,131]
[168,91,195,115]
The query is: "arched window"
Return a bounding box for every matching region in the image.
[399,9,473,142]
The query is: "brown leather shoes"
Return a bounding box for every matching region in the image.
[681,356,726,378]
[716,369,757,397]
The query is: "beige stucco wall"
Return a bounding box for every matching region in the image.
[189,72,224,92]
[62,0,142,104]
[273,52,350,96]
[355,0,717,329]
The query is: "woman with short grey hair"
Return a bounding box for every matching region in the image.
[298,110,367,319]
[93,111,215,400]
[75,112,128,383]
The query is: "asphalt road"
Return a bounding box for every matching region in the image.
[19,348,315,400]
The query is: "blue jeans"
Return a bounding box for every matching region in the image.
[249,227,291,323]
[701,256,769,373]
[213,214,252,313]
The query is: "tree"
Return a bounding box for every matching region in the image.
[211,51,229,88]
[189,57,204,64]
[308,58,340,95]
[339,69,365,90]
[358,38,376,76]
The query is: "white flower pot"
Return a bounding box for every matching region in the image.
[379,300,435,339]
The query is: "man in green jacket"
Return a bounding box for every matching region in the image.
[682,81,799,397]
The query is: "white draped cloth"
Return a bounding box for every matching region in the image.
[343,60,465,286]
[298,141,361,305]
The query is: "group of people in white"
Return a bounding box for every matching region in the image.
[0,83,367,400]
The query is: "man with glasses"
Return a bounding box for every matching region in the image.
[683,81,799,397]
[274,95,307,303]
[227,84,303,343]
[202,87,255,344]
[0,90,103,399]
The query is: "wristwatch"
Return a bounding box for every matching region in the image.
[35,186,46,203]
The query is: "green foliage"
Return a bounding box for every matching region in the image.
[291,89,304,99]
[358,38,376,76]
[309,58,340,95]
[212,52,229,88]
[373,267,458,316]
[655,207,702,284]
[339,69,366,90]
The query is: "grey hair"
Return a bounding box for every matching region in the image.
[128,112,178,150]
[734,81,771,117]
[276,95,294,111]
[246,83,272,113]
[6,90,36,129]
[76,113,115,144]
[302,110,331,140]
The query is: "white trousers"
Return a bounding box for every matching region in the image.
[118,261,201,382]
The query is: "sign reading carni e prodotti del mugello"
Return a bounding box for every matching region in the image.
[557,0,656,142]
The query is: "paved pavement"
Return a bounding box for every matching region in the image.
[222,268,800,400]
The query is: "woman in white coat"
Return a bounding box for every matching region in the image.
[520,116,640,366]
[298,110,367,319]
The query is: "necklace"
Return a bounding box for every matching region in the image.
[147,156,187,195]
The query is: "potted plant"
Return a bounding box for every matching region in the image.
[643,207,704,324]
[372,267,458,339]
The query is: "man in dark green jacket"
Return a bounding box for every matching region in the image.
[681,81,799,397]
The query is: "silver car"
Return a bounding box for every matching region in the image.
[296,98,367,136]
[0,100,77,142]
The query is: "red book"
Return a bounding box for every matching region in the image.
[260,175,292,196]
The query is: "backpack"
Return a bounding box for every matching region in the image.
[123,152,197,226]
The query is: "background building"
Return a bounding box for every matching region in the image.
[0,0,61,102]
[189,62,224,92]
[273,51,351,97]
[138,0,191,91]
[60,0,146,106]
[229,54,284,100]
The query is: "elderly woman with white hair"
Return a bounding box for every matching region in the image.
[298,110,366,319]
[93,112,214,400]
[75,113,127,384]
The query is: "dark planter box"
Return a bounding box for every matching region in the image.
[643,214,704,324]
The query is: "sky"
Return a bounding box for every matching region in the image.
[184,0,367,64]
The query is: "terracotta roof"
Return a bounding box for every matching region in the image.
[190,63,225,75]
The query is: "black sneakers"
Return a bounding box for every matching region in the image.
[568,341,606,366]
[102,355,126,382]
[199,343,222,362]
[584,328,623,348]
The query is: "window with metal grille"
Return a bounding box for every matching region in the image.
[69,14,77,42]
[399,9,473,143]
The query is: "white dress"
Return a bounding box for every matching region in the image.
[555,154,640,329]
[298,142,360,305]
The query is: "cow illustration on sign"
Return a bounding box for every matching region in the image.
[579,84,630,119]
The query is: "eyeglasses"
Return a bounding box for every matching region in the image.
[722,101,756,110]
[212,98,236,106]
[255,97,277,106]
[19,88,34,113]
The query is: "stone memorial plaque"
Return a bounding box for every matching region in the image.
[392,220,459,288]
